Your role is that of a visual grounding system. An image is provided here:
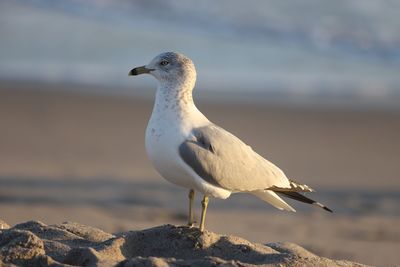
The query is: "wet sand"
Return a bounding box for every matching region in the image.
[0,82,399,266]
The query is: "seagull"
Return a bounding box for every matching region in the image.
[129,52,332,232]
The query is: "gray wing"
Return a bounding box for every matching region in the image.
[179,124,291,192]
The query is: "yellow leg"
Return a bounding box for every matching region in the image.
[188,189,195,227]
[199,195,209,232]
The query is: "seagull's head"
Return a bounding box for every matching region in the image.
[129,52,196,88]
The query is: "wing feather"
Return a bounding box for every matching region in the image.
[179,125,291,191]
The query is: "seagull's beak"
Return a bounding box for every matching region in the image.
[128,66,154,76]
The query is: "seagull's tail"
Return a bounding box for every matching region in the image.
[252,190,296,212]
[266,179,332,212]
[276,191,333,213]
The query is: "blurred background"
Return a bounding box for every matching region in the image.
[0,0,399,265]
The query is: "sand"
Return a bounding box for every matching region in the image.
[0,220,367,267]
[0,82,399,266]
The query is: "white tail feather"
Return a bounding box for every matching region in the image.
[252,190,296,212]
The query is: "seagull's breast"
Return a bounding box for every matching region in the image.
[144,88,232,199]
[145,109,198,189]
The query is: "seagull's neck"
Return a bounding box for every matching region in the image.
[151,80,208,125]
[154,81,194,115]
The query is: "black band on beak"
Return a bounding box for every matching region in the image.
[129,68,138,76]
[129,66,153,76]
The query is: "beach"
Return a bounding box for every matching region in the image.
[0,82,399,266]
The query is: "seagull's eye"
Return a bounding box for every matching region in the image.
[160,60,169,66]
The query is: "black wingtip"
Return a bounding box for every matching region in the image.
[323,206,333,213]
[313,202,333,213]
[276,191,333,213]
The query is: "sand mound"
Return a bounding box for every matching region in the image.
[0,220,366,267]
